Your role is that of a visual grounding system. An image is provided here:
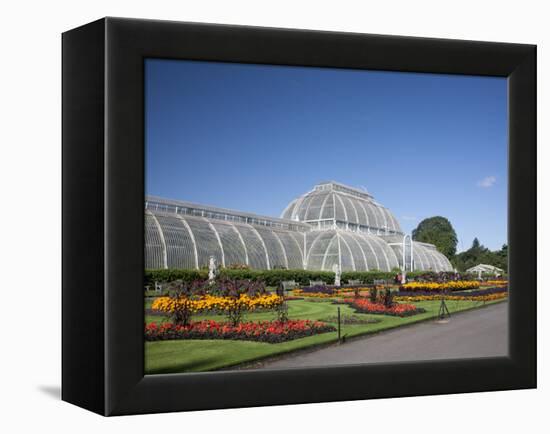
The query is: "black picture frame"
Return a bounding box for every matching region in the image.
[62,17,536,416]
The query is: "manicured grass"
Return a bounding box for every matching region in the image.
[145,297,505,374]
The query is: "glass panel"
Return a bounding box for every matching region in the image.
[145,213,164,269]
[153,213,196,269]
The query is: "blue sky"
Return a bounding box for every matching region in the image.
[145,59,507,252]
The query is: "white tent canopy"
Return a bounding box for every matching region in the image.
[466,264,504,274]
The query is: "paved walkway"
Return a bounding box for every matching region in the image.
[256,302,508,369]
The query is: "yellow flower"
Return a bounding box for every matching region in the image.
[401,281,480,292]
[151,293,283,313]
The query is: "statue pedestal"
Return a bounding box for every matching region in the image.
[208,256,217,282]
[332,264,341,287]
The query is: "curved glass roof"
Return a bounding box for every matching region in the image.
[281,181,402,235]
[146,209,404,272]
[390,241,452,273]
[146,210,304,270]
[304,230,400,271]
[145,182,453,273]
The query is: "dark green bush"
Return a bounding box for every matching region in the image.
[146,268,334,287]
[405,271,426,280]
[146,268,415,287]
[382,289,394,307]
[145,269,487,289]
[369,288,378,303]
[218,269,335,286]
[145,269,208,286]
[341,271,395,284]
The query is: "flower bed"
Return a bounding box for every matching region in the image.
[297,285,336,295]
[293,290,333,298]
[400,280,480,293]
[335,287,381,297]
[144,319,336,343]
[338,298,425,317]
[395,286,508,302]
[294,286,379,298]
[480,280,508,287]
[151,293,283,315]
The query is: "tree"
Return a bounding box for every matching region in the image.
[453,239,508,273]
[412,216,458,259]
[492,244,508,271]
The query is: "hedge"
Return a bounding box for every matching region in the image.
[340,271,395,283]
[144,268,408,287]
[145,268,334,287]
[222,269,337,286]
[144,269,208,287]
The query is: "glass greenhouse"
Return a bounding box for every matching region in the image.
[145,181,453,272]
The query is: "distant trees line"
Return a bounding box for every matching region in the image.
[412,216,507,272]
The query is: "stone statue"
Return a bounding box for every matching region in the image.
[333,264,341,287]
[208,256,217,281]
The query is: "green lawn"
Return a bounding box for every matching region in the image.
[145,297,505,374]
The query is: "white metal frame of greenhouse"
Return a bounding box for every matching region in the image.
[145,181,453,272]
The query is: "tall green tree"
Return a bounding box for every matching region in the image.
[453,239,508,273]
[412,216,458,259]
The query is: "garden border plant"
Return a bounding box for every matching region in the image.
[145,319,336,344]
[334,290,427,317]
[146,268,406,288]
[150,278,285,326]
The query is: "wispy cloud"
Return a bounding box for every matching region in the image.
[477,176,496,188]
[401,215,417,221]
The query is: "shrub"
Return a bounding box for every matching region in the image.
[341,271,394,284]
[145,269,208,286]
[147,269,407,288]
[213,278,267,325]
[225,263,250,270]
[275,301,289,323]
[382,289,394,308]
[369,288,378,303]
[217,269,335,286]
[210,278,266,297]
[156,279,206,326]
[299,285,335,295]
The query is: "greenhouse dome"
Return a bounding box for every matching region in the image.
[145,181,453,272]
[281,181,402,235]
